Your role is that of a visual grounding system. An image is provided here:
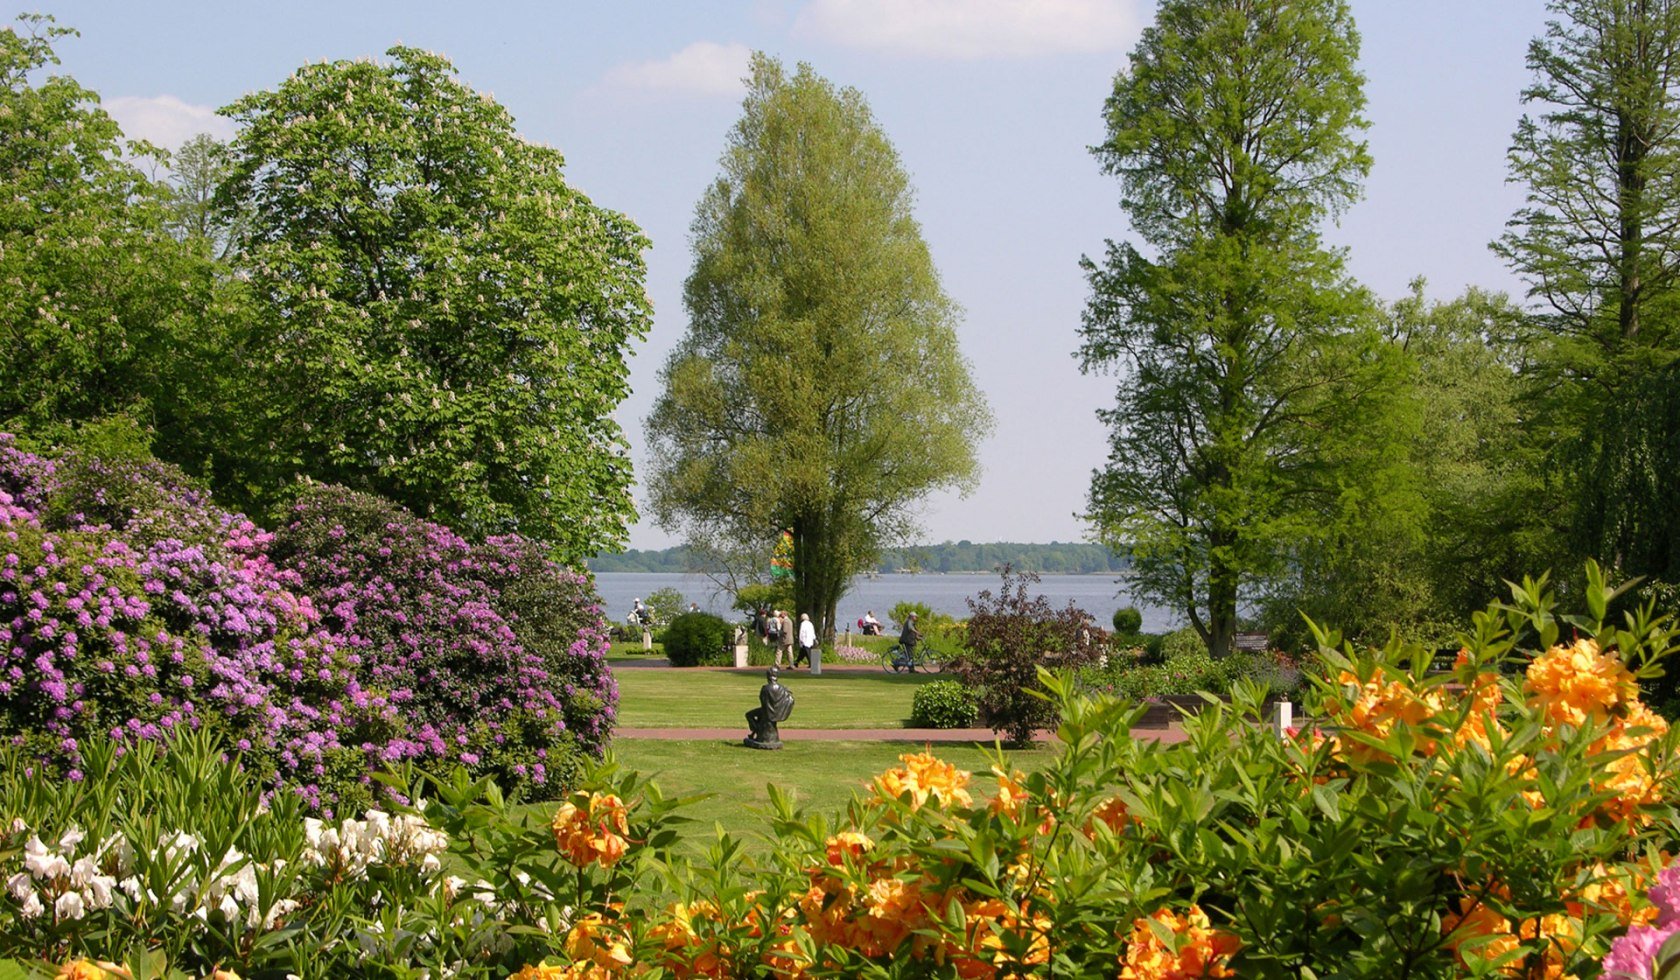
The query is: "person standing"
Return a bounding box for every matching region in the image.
[795,612,817,668]
[776,609,795,669]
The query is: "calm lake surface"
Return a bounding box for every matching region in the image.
[593,572,1176,634]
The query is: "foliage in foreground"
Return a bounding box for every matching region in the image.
[6,565,1680,978]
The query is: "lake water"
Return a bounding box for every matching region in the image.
[593,571,1177,634]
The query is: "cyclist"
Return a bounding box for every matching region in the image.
[894,612,920,671]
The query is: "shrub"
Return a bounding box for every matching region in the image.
[947,565,1103,744]
[1112,605,1142,634]
[0,439,616,811]
[1159,625,1207,661]
[0,437,367,811]
[909,680,978,728]
[270,484,615,798]
[660,611,733,667]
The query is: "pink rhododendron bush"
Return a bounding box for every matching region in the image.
[5,564,1680,978]
[0,436,616,813]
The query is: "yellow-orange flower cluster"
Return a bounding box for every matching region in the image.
[551,792,632,868]
[560,911,634,973]
[1327,668,1449,759]
[508,963,614,980]
[56,963,130,980]
[875,752,974,810]
[940,897,1053,979]
[1525,637,1638,728]
[799,862,935,958]
[1441,896,1580,978]
[1118,904,1240,979]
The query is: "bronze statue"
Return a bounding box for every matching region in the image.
[744,666,795,749]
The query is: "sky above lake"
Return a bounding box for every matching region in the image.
[22,0,1551,549]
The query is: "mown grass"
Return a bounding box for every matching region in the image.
[611,665,949,729]
[601,739,1054,848]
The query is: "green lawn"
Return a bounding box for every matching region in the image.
[604,739,1053,846]
[612,665,946,729]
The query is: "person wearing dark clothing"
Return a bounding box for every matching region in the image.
[895,613,921,670]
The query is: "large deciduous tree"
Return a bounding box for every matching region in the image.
[219,47,651,562]
[646,54,991,637]
[1078,0,1400,657]
[0,16,215,445]
[1497,0,1680,581]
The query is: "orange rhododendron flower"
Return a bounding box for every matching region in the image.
[1119,905,1240,979]
[1442,896,1519,968]
[508,964,614,980]
[552,792,632,868]
[825,831,874,866]
[1589,702,1672,828]
[989,766,1029,818]
[1328,669,1448,759]
[1525,637,1637,728]
[563,911,635,972]
[1086,795,1132,837]
[56,963,130,980]
[875,752,974,810]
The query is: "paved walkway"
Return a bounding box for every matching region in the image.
[611,658,1192,744]
[616,725,1190,744]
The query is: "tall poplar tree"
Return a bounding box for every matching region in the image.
[647,54,991,637]
[1078,0,1399,656]
[1497,0,1680,580]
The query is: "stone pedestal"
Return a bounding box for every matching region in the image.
[734,642,749,669]
[809,646,821,675]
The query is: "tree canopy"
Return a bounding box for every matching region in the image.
[0,16,216,448]
[219,47,652,561]
[1497,0,1680,582]
[646,54,992,636]
[1078,0,1403,656]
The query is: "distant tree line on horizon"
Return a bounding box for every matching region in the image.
[588,541,1129,576]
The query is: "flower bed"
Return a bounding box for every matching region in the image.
[4,564,1679,978]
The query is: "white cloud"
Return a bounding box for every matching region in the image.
[600,41,752,98]
[103,94,237,151]
[793,0,1141,59]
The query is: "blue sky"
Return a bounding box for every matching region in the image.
[21,0,1550,549]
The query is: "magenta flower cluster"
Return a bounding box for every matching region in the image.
[1603,864,1680,979]
[0,436,616,811]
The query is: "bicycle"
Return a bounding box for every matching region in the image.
[880,641,945,673]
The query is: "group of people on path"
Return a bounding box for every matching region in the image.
[753,607,817,669]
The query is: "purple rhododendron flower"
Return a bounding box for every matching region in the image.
[0,436,616,809]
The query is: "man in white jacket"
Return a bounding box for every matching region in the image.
[795,612,817,669]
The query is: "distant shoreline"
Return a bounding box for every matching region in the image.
[588,541,1131,577]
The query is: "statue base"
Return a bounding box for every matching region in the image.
[742,736,783,750]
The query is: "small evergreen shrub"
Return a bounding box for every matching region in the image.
[1112,605,1142,634]
[909,680,979,728]
[660,611,733,667]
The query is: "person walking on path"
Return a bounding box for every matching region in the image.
[795,612,817,668]
[895,612,921,670]
[776,610,795,668]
